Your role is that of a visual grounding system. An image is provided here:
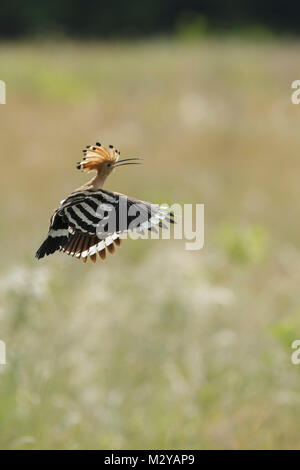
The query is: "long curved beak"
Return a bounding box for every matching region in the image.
[113,157,143,168]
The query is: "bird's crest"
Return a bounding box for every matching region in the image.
[77,142,120,172]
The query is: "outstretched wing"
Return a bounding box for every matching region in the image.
[36,189,174,263]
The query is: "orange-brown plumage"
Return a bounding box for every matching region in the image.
[77,143,119,173]
[35,140,174,264]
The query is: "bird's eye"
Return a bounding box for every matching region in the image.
[107,163,112,167]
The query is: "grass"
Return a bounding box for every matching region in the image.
[1,38,300,449]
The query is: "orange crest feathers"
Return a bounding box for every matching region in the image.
[76,142,120,172]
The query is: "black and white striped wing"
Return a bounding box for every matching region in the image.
[36,189,174,263]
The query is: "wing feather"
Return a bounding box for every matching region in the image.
[37,188,174,262]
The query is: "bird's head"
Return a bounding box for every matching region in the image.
[76,142,141,180]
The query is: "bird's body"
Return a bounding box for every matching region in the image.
[36,142,174,263]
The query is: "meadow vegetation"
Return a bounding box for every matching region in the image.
[1,38,300,449]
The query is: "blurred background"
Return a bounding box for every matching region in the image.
[1,0,300,450]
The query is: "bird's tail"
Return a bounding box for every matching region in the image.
[35,228,69,259]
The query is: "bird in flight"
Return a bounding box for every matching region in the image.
[36,142,174,263]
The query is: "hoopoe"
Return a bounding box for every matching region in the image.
[36,142,174,263]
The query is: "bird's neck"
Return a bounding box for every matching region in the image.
[78,172,108,191]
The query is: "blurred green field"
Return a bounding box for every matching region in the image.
[1,38,300,449]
